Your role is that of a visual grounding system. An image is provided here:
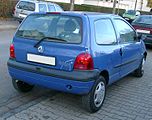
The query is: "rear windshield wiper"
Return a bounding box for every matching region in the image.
[34,37,67,48]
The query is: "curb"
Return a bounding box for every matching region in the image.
[0,25,18,30]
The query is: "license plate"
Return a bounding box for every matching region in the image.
[136,29,150,34]
[27,54,55,66]
[19,13,27,18]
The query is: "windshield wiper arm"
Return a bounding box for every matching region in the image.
[34,37,67,48]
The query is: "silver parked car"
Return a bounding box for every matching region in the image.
[13,0,63,22]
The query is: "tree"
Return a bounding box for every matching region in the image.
[134,0,138,10]
[70,0,75,11]
[147,0,152,8]
[140,0,143,10]
[112,0,117,14]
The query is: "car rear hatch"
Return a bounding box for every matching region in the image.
[15,1,35,19]
[132,15,152,37]
[13,13,88,72]
[133,24,152,38]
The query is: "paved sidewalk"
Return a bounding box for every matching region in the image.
[0,20,18,30]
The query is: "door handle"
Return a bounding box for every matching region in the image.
[120,48,123,56]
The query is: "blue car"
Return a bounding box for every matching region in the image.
[7,12,147,112]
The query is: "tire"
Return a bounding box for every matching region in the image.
[12,79,34,93]
[133,58,145,77]
[18,21,22,24]
[82,76,106,113]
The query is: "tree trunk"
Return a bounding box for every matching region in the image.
[70,0,75,11]
[140,0,143,11]
[112,0,117,14]
[134,0,138,10]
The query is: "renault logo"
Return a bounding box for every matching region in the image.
[38,46,44,53]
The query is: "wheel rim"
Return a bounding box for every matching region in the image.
[94,81,105,108]
[141,58,145,72]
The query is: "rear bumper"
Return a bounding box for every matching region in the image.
[13,15,24,22]
[7,59,100,94]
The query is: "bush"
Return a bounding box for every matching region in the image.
[57,2,150,16]
[56,2,125,16]
[0,0,17,18]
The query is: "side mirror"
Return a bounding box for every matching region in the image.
[137,34,142,40]
[134,34,141,42]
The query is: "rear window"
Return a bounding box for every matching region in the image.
[55,5,63,12]
[133,15,152,25]
[17,1,35,11]
[16,14,82,44]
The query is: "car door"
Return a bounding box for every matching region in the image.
[114,19,141,77]
[92,18,122,84]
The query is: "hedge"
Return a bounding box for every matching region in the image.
[56,2,150,16]
[0,0,150,18]
[56,2,125,16]
[0,0,18,18]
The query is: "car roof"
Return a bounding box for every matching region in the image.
[32,11,120,19]
[63,11,116,16]
[19,0,56,5]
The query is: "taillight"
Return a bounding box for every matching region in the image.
[13,7,16,15]
[10,44,15,58]
[74,53,94,70]
[46,12,61,14]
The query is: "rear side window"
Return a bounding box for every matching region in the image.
[94,19,116,45]
[48,5,56,12]
[17,1,35,11]
[55,5,63,12]
[16,14,82,44]
[39,4,47,12]
[133,15,152,25]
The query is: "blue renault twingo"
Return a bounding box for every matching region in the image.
[7,12,147,113]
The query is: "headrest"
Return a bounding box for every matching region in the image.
[64,20,76,32]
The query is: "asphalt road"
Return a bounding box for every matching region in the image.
[1,28,152,120]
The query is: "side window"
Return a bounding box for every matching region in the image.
[56,5,63,12]
[39,4,47,12]
[114,19,136,43]
[94,19,117,45]
[48,5,55,12]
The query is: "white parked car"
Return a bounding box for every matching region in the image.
[13,0,63,22]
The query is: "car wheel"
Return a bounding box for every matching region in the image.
[133,58,145,77]
[18,21,22,24]
[12,79,34,92]
[82,76,106,113]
